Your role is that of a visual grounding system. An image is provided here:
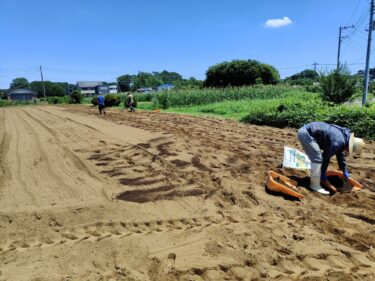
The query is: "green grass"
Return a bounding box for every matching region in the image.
[0,99,38,107]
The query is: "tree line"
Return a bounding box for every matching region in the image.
[1,77,79,99]
[2,60,371,104]
[117,71,203,92]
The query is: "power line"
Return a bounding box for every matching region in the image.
[346,0,363,26]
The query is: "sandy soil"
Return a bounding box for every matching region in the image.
[0,105,374,281]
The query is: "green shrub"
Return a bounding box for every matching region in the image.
[320,68,357,104]
[91,96,98,106]
[105,94,121,107]
[157,93,170,109]
[323,106,375,139]
[47,96,69,104]
[241,102,375,140]
[151,96,160,109]
[0,100,13,107]
[69,90,82,104]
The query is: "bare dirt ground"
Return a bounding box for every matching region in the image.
[0,105,374,281]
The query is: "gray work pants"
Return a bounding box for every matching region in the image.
[297,126,322,164]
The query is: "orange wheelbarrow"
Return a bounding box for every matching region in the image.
[266,171,304,199]
[326,170,363,192]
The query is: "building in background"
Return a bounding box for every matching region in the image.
[95,85,110,95]
[137,87,153,93]
[8,89,37,101]
[76,81,102,96]
[109,85,118,94]
[157,84,175,91]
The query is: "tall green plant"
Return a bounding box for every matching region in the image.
[320,67,357,104]
[69,90,82,104]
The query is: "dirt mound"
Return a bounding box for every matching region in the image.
[0,106,374,281]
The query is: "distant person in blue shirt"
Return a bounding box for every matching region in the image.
[298,122,365,195]
[97,94,105,115]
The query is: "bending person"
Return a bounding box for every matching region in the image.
[297,122,365,195]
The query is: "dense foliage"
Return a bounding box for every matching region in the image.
[285,69,319,85]
[9,77,30,90]
[47,96,69,104]
[4,77,77,98]
[241,100,375,139]
[104,94,121,107]
[117,70,201,92]
[30,81,71,97]
[320,68,357,104]
[91,96,98,106]
[204,60,280,87]
[69,90,82,104]
[134,85,292,108]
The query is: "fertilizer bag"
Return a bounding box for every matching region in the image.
[283,146,311,170]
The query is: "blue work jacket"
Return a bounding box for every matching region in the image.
[305,122,351,173]
[98,95,105,106]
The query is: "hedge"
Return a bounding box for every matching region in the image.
[241,103,375,140]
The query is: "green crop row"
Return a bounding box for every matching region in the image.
[134,85,298,108]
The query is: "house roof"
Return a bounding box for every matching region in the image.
[157,84,175,88]
[8,88,37,95]
[77,81,103,88]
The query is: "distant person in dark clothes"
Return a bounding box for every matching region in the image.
[98,94,105,115]
[126,93,136,112]
[298,122,365,195]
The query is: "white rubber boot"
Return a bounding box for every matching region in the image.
[310,163,330,195]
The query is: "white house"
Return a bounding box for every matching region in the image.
[76,81,103,96]
[109,85,118,94]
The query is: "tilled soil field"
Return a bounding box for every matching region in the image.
[0,105,374,281]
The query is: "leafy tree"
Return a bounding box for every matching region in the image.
[285,69,319,86]
[30,81,68,97]
[288,69,319,81]
[67,84,79,94]
[10,77,30,90]
[117,71,200,91]
[175,77,203,89]
[320,67,357,104]
[117,75,135,92]
[204,60,280,87]
[153,70,183,84]
[133,72,162,89]
[0,89,7,99]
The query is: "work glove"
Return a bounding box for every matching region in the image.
[343,170,350,180]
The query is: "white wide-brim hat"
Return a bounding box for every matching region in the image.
[349,133,365,156]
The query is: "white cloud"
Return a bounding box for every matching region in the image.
[265,17,293,28]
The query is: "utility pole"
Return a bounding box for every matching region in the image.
[337,25,354,71]
[363,0,374,106]
[40,65,47,100]
[312,62,318,72]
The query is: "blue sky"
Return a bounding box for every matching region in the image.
[0,0,371,88]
